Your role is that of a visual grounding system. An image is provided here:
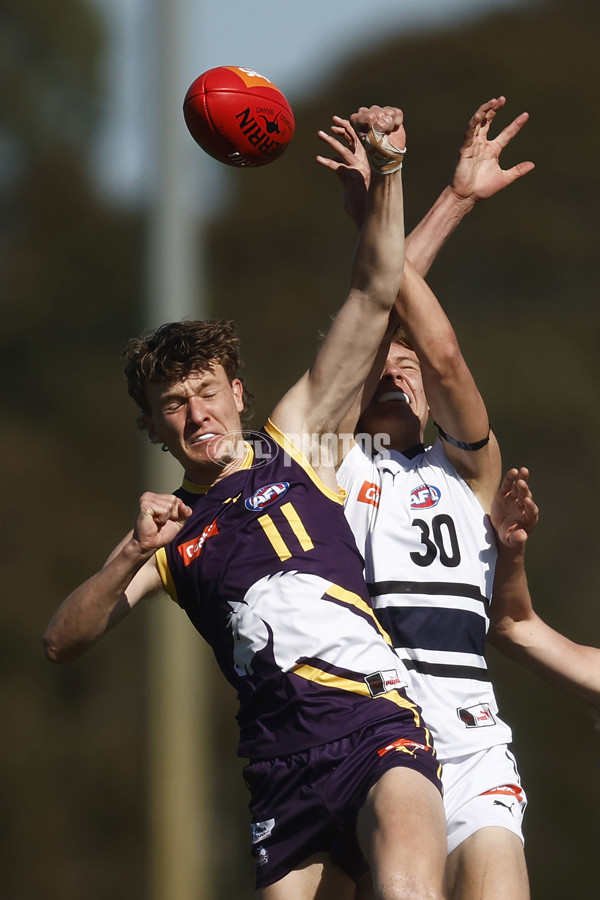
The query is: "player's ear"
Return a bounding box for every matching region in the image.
[142,416,162,444]
[232,378,244,414]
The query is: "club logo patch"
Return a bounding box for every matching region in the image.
[365,668,407,697]
[457,703,496,728]
[245,482,289,511]
[357,480,381,508]
[410,484,441,509]
[177,519,219,566]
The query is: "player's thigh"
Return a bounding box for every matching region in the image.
[445,826,529,900]
[257,852,356,900]
[356,767,446,897]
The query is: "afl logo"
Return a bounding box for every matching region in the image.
[410,484,441,509]
[245,482,289,511]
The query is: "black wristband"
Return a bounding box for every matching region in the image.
[434,421,490,452]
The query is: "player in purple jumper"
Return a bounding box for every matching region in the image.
[43,105,447,900]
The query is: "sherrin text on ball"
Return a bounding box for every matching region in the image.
[183,66,295,167]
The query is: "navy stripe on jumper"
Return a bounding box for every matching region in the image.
[375,606,487,657]
[401,657,491,682]
[368,580,489,610]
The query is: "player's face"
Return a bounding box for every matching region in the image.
[144,365,246,481]
[358,343,429,449]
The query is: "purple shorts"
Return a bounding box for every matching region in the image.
[244,712,442,889]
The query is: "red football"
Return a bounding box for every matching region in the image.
[183,66,295,168]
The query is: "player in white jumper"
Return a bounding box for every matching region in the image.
[318,98,535,898]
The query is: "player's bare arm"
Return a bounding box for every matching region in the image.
[405,95,534,275]
[315,98,530,484]
[271,106,406,468]
[317,96,534,277]
[489,468,600,708]
[43,492,191,664]
[396,258,502,508]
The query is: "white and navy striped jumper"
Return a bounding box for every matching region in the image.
[338,439,513,761]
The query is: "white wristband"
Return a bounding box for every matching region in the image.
[363,128,406,174]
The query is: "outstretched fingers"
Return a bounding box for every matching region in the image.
[464,96,505,144]
[316,128,359,171]
[492,467,539,547]
[316,115,371,227]
[493,110,530,150]
[511,468,539,531]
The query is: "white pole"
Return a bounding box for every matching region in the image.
[146,0,214,898]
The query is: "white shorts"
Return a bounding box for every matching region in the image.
[442,744,527,855]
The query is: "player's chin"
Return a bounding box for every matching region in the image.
[199,434,245,468]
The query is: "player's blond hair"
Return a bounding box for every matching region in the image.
[123,318,253,425]
[391,323,414,350]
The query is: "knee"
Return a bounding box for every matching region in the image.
[371,871,444,900]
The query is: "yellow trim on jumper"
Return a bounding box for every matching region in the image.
[155,547,179,604]
[180,480,212,495]
[257,514,292,561]
[280,502,314,551]
[292,662,417,713]
[324,583,392,646]
[265,419,345,505]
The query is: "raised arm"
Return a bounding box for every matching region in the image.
[317,96,534,275]
[394,258,502,508]
[406,96,534,274]
[271,106,407,457]
[43,492,191,664]
[316,98,532,485]
[384,99,534,501]
[489,468,600,708]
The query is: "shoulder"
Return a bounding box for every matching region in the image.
[338,441,376,490]
[265,419,345,504]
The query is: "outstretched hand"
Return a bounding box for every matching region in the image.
[133,492,192,553]
[317,116,370,228]
[316,105,405,228]
[491,467,539,549]
[451,96,535,204]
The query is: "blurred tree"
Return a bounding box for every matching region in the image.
[3,0,600,897]
[207,0,600,895]
[0,2,145,898]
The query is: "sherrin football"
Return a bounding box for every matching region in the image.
[183,66,295,168]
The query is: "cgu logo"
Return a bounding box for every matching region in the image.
[357,480,381,508]
[245,482,289,511]
[178,519,219,566]
[410,483,441,510]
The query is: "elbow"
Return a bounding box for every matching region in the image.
[42,630,78,665]
[429,337,463,379]
[42,633,65,664]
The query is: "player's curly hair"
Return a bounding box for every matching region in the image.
[123,318,254,426]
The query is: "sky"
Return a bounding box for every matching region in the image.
[91,0,528,202]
